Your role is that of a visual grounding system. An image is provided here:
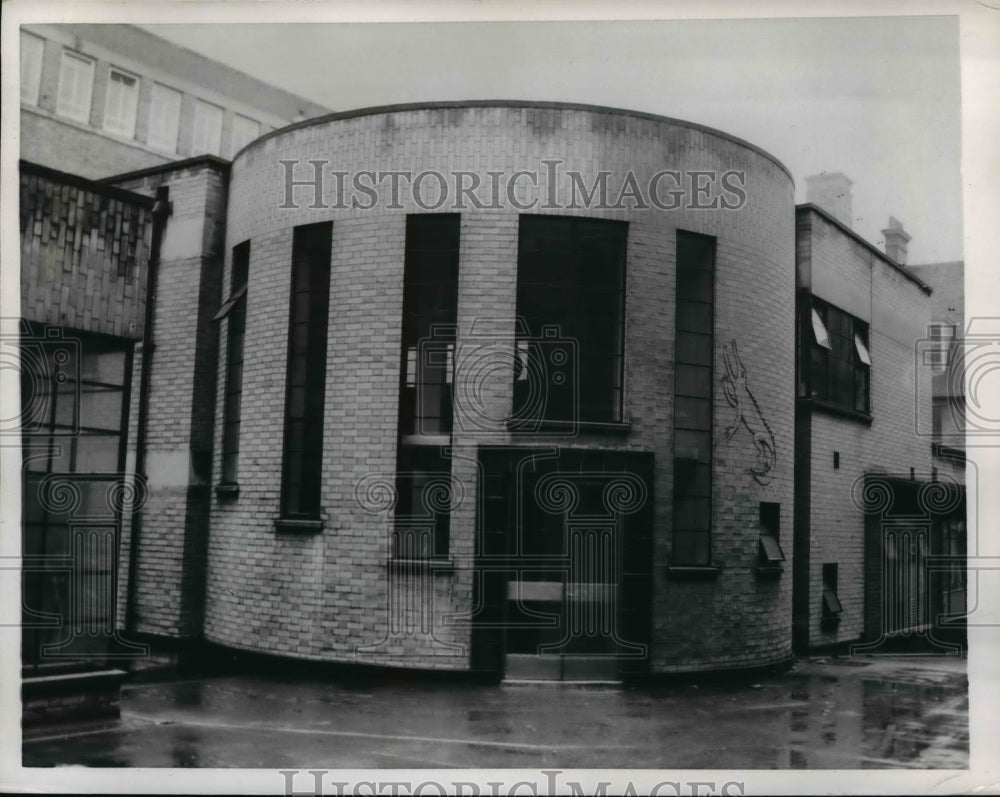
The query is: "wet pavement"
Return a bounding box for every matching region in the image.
[22,655,968,769]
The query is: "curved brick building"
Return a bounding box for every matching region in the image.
[187,101,797,678]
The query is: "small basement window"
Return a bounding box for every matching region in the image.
[757,502,785,575]
[822,563,843,627]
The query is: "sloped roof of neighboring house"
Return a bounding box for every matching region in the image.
[910,262,965,402]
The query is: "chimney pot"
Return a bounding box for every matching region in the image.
[805,172,853,228]
[881,216,911,265]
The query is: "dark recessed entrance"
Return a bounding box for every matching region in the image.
[471,447,654,682]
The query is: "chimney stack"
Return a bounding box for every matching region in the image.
[805,172,853,229]
[881,216,911,265]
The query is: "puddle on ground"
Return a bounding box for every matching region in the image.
[22,667,969,769]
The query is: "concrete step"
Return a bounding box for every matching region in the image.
[22,668,126,728]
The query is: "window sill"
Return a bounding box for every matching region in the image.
[797,397,873,425]
[665,564,721,580]
[756,565,784,578]
[400,434,452,446]
[505,418,632,435]
[274,518,324,534]
[385,558,455,573]
[215,483,240,499]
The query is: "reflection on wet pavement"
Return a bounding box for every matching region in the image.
[23,658,968,769]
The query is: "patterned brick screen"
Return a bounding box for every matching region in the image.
[20,162,153,339]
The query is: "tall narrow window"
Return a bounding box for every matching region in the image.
[215,241,250,488]
[56,51,95,124]
[398,214,460,438]
[147,83,182,153]
[103,68,140,138]
[20,32,45,106]
[672,231,715,566]
[393,214,460,558]
[230,114,261,156]
[20,326,132,670]
[280,223,332,520]
[515,216,627,425]
[192,100,223,156]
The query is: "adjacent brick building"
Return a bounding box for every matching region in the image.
[17,161,163,722]
[18,100,966,690]
[19,24,328,179]
[794,199,966,654]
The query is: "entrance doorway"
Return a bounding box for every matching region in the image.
[860,475,967,653]
[471,448,654,682]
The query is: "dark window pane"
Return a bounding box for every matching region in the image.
[673,530,710,566]
[81,349,126,385]
[674,396,712,431]
[54,382,78,427]
[394,444,452,558]
[674,458,711,497]
[677,269,714,303]
[674,231,716,564]
[676,301,713,334]
[675,331,712,366]
[833,359,854,407]
[78,383,123,431]
[809,346,828,400]
[675,364,711,398]
[281,224,331,518]
[515,215,626,424]
[74,434,121,472]
[854,367,869,413]
[674,496,711,530]
[399,215,460,438]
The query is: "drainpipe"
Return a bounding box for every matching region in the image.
[125,185,171,635]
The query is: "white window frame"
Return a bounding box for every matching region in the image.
[56,50,95,124]
[20,32,45,106]
[192,99,224,156]
[103,67,140,138]
[147,82,182,153]
[230,113,261,156]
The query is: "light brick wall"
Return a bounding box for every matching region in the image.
[22,112,174,181]
[110,160,228,638]
[208,103,796,672]
[797,208,935,648]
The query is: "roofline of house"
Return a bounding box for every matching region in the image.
[24,23,330,123]
[20,159,156,207]
[99,155,232,186]
[234,99,794,182]
[796,202,932,295]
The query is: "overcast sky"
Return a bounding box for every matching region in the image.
[142,17,962,264]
